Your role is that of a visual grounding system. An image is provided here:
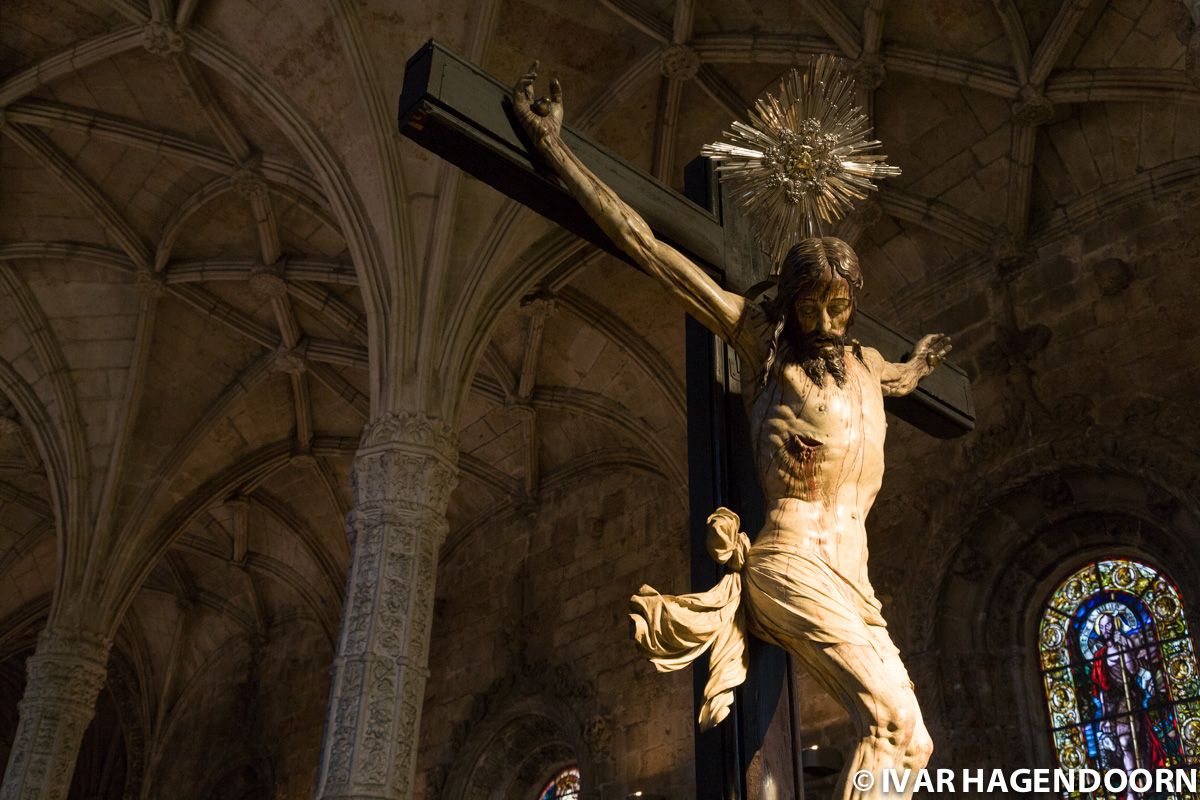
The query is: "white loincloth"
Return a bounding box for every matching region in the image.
[630,508,910,732]
[744,545,890,649]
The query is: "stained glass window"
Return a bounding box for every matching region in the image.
[538,766,580,800]
[1040,559,1200,795]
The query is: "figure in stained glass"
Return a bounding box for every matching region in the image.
[1041,559,1200,799]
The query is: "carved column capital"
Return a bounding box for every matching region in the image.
[351,412,459,524]
[359,411,458,454]
[20,629,110,706]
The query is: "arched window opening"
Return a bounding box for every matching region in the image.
[1040,559,1200,781]
[537,765,580,800]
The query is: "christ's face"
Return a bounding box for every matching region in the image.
[793,281,852,350]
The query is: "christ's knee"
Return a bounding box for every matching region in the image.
[906,718,933,768]
[868,691,929,765]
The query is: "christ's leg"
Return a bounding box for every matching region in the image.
[743,552,931,797]
[792,632,932,800]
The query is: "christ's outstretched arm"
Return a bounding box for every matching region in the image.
[513,64,753,353]
[869,334,953,397]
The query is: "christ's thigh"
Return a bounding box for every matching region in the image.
[792,627,919,739]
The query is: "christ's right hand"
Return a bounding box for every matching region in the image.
[507,61,747,353]
[513,62,563,147]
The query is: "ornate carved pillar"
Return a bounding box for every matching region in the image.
[0,628,111,800]
[316,412,458,800]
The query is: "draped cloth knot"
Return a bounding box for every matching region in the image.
[629,507,750,730]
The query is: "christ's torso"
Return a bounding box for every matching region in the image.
[742,348,887,585]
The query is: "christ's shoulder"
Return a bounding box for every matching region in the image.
[734,300,771,342]
[733,300,771,370]
[856,345,887,379]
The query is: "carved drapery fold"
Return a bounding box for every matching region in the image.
[316,412,458,800]
[0,628,112,800]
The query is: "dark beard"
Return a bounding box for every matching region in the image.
[798,346,847,387]
[790,332,854,387]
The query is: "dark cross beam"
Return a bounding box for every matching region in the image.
[398,41,974,438]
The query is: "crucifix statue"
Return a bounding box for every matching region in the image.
[511,58,948,800]
[399,42,973,800]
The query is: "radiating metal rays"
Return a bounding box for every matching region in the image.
[702,55,901,267]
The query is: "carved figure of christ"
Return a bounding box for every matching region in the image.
[511,65,951,800]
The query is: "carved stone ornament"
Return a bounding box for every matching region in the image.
[1091,257,1133,296]
[142,21,185,56]
[659,44,700,81]
[249,262,288,299]
[0,629,112,800]
[581,714,613,760]
[314,411,459,800]
[317,525,443,798]
[230,166,269,201]
[852,55,887,90]
[359,411,458,456]
[348,435,458,524]
[134,269,166,298]
[270,344,307,375]
[990,230,1034,275]
[1012,88,1055,126]
[0,416,21,437]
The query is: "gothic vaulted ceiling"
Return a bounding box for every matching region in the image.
[2,0,1199,795]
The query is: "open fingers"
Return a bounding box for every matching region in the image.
[514,77,533,107]
[524,61,539,101]
[550,77,562,103]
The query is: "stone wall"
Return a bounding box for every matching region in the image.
[818,189,1200,778]
[416,468,694,800]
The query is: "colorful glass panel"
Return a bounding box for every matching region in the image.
[538,766,580,800]
[1041,559,1200,798]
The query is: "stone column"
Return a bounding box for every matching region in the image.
[315,412,458,800]
[0,628,111,800]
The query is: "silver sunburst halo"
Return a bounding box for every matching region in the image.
[701,55,900,266]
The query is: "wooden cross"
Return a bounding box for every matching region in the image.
[399,41,974,800]
[398,41,974,438]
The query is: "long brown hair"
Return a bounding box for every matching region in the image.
[759,237,864,388]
